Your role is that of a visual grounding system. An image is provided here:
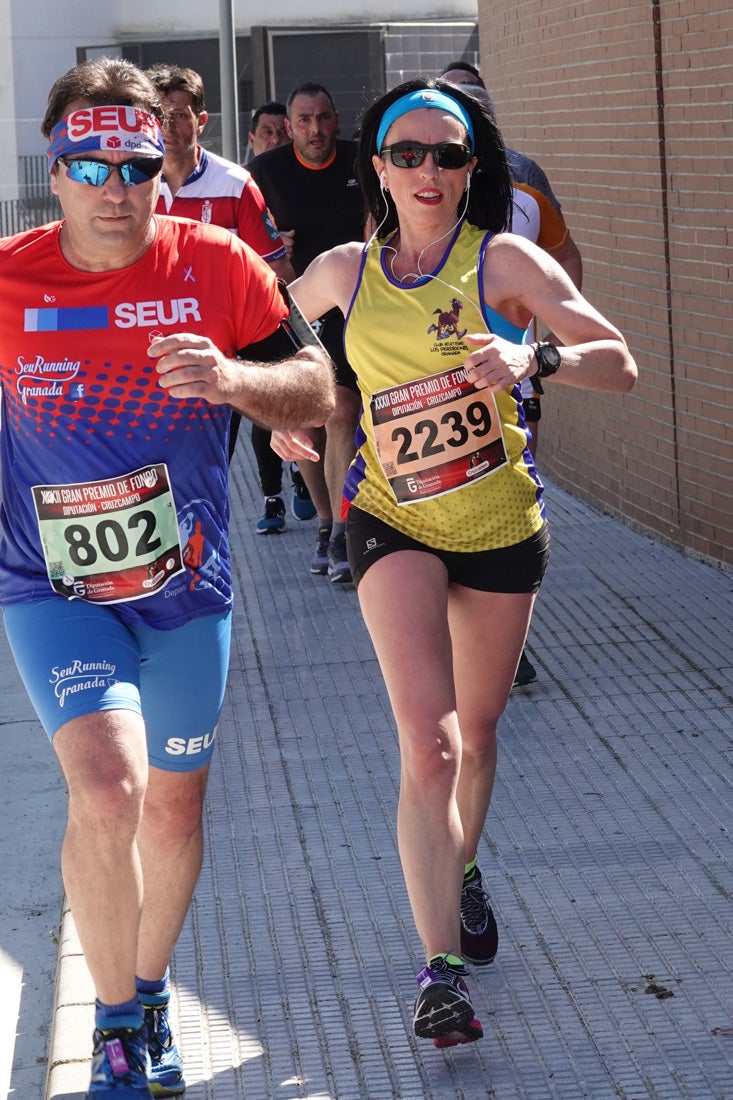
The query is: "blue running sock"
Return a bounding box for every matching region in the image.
[137,971,169,1008]
[95,995,144,1032]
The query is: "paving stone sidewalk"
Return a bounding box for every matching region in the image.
[4,441,733,1099]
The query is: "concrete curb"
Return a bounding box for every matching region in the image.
[45,901,94,1099]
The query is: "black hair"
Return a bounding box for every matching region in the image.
[438,61,486,89]
[285,83,336,114]
[251,101,287,128]
[358,77,512,239]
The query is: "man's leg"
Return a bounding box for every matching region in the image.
[54,709,149,1006]
[134,766,209,1097]
[136,764,209,980]
[293,426,331,517]
[323,384,360,584]
[323,384,360,519]
[131,610,230,1096]
[4,601,228,1096]
[292,426,334,574]
[513,400,541,687]
[250,422,287,534]
[54,709,154,1095]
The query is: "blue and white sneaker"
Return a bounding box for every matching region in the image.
[87,1025,153,1097]
[143,999,186,1097]
[290,464,316,521]
[255,495,286,535]
[413,956,483,1048]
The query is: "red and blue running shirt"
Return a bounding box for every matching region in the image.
[0,215,287,628]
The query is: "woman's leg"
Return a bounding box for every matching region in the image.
[449,587,536,860]
[356,549,465,961]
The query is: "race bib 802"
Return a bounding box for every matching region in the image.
[32,463,184,604]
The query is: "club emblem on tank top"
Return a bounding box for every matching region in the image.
[427,297,468,343]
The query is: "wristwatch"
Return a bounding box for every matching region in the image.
[529,341,561,395]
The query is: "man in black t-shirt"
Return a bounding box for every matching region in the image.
[250,82,365,583]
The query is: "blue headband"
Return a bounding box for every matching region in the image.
[376,89,475,154]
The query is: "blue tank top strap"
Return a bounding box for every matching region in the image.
[344,238,372,327]
[477,231,528,344]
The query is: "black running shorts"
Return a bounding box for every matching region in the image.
[346,506,550,593]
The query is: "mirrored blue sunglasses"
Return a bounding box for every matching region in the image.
[57,155,164,187]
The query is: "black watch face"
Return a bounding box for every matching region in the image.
[540,343,561,371]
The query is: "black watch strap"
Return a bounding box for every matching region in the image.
[529,341,560,395]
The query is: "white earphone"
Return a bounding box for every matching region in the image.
[380,170,387,188]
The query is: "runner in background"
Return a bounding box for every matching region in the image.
[147,65,316,535]
[246,100,289,160]
[250,82,365,583]
[243,98,317,531]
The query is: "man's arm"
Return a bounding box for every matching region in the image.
[149,333,335,430]
[269,253,296,284]
[239,171,295,280]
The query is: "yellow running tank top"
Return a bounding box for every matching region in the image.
[343,220,545,552]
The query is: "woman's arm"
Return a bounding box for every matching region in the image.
[288,241,365,322]
[267,241,365,460]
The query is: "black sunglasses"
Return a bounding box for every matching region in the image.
[58,156,164,187]
[379,141,472,170]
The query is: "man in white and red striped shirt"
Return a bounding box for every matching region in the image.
[148,63,294,285]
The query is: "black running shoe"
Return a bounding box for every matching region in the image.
[327,531,352,584]
[413,956,483,1047]
[460,867,498,965]
[512,650,537,687]
[256,495,286,535]
[310,524,332,574]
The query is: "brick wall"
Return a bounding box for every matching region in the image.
[477,0,733,567]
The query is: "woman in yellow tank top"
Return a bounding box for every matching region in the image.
[272,77,637,1049]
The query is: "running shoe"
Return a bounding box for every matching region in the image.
[142,999,186,1097]
[310,524,332,574]
[512,650,537,687]
[327,532,352,584]
[413,956,483,1047]
[460,867,499,965]
[255,495,286,535]
[87,1024,153,1097]
[290,464,317,521]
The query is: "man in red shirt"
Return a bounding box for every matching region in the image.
[1,58,333,1099]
